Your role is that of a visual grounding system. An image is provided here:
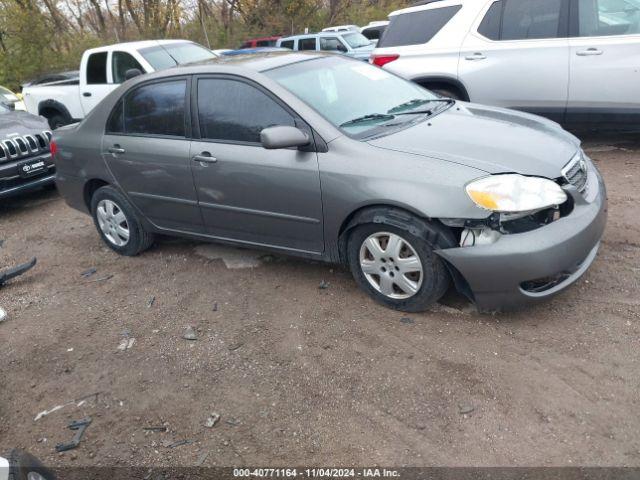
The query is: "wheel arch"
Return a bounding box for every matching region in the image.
[38,99,72,122]
[83,178,111,211]
[336,204,457,264]
[412,76,470,102]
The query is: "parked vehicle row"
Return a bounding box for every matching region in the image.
[51,52,606,313]
[22,40,217,129]
[371,0,640,128]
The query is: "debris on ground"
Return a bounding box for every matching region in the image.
[228,342,243,351]
[143,426,168,432]
[212,302,218,312]
[55,417,92,452]
[195,451,209,466]
[400,317,414,324]
[459,404,475,415]
[117,337,136,351]
[0,307,6,323]
[182,326,198,341]
[85,274,113,283]
[147,296,156,308]
[318,280,330,290]
[34,393,101,421]
[0,257,37,287]
[205,412,220,428]
[165,439,194,449]
[80,267,97,278]
[225,418,240,426]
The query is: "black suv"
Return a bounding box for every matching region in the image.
[0,104,54,199]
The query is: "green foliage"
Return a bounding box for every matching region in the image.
[0,0,410,90]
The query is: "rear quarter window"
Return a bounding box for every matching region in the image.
[378,5,462,47]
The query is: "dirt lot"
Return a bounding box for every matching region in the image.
[1,134,639,468]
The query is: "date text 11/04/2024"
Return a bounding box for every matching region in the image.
[233,468,400,478]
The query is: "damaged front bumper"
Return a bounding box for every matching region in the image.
[436,165,607,312]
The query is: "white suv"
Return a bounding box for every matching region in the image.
[371,0,640,128]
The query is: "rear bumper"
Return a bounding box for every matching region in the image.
[437,166,607,312]
[0,153,55,199]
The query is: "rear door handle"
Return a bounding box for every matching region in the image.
[83,92,92,97]
[465,52,487,61]
[192,152,217,164]
[576,48,603,56]
[107,146,125,155]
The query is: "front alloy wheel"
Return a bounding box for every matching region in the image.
[347,222,450,312]
[96,199,130,247]
[359,232,423,299]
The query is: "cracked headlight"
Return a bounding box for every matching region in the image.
[466,174,567,213]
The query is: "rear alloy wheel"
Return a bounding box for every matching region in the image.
[90,185,154,256]
[348,224,450,312]
[96,199,130,247]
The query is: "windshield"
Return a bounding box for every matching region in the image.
[265,56,441,136]
[342,32,371,48]
[139,42,216,70]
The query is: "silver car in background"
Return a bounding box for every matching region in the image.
[276,32,374,61]
[52,52,606,312]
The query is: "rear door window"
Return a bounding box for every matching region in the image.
[122,80,186,137]
[298,37,318,50]
[478,0,566,40]
[280,40,295,49]
[86,52,108,84]
[377,6,462,47]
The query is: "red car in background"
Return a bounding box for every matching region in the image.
[239,36,281,48]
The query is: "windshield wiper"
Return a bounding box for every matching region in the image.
[387,98,431,114]
[387,98,454,114]
[340,113,395,127]
[393,109,433,116]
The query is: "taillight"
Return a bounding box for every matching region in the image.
[49,140,57,157]
[371,54,399,67]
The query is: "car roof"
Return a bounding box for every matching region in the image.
[280,31,360,40]
[390,0,463,16]
[85,39,196,54]
[152,51,333,76]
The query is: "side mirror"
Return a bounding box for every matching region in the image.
[337,44,347,52]
[260,126,310,150]
[124,68,143,81]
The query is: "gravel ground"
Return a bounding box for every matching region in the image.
[0,134,639,468]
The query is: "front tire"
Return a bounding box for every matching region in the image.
[90,185,154,256]
[47,113,68,130]
[347,224,450,312]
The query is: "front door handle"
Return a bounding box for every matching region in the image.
[576,48,603,56]
[465,52,487,61]
[192,152,217,164]
[83,92,92,97]
[108,146,125,155]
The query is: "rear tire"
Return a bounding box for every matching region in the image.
[90,185,154,256]
[347,223,450,312]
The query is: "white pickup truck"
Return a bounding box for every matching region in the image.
[22,39,217,129]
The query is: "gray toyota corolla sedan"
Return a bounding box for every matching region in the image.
[52,52,607,312]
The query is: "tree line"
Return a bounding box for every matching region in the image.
[0,0,407,89]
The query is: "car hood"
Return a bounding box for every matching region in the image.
[0,110,49,136]
[367,102,581,178]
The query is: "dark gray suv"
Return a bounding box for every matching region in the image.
[52,52,607,312]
